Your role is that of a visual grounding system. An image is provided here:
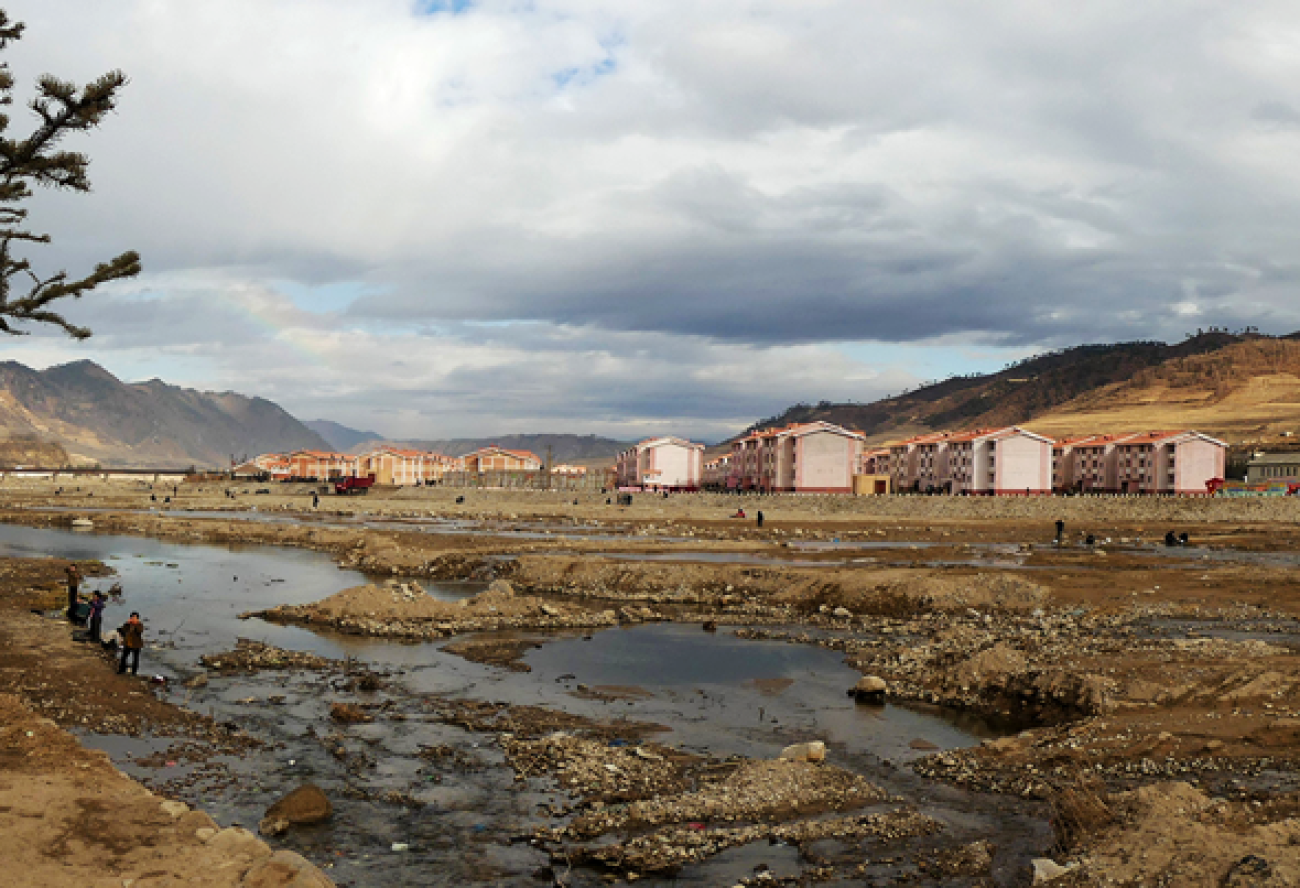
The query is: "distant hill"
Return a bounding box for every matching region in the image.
[349,433,631,467]
[304,419,386,452]
[0,360,332,467]
[747,332,1300,446]
[0,435,71,468]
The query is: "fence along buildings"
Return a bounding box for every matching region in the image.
[616,437,705,489]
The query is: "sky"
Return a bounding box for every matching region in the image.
[3,1,1300,442]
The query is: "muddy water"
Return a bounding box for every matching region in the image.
[1,522,1051,886]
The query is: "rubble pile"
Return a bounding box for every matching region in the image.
[574,809,941,874]
[199,638,339,672]
[248,579,618,639]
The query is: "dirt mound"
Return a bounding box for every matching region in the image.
[250,580,616,639]
[1070,781,1300,886]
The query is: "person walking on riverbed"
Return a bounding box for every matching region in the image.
[65,564,82,622]
[117,612,144,675]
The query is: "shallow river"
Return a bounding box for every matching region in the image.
[0,522,1050,886]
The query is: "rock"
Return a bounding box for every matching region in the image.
[184,673,209,689]
[242,849,336,887]
[260,817,290,837]
[540,603,561,617]
[178,810,217,833]
[159,800,189,817]
[207,826,272,861]
[260,783,333,837]
[850,675,888,702]
[779,740,826,763]
[488,579,515,598]
[832,606,853,619]
[195,827,217,842]
[1031,858,1074,883]
[1223,855,1271,887]
[329,702,373,724]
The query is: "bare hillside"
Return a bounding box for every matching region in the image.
[747,332,1300,445]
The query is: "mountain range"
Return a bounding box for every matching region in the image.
[8,332,1300,470]
[0,360,331,467]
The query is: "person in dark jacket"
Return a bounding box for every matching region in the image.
[88,592,106,643]
[118,612,144,675]
[65,564,82,622]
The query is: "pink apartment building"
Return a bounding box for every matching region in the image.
[1112,431,1226,494]
[883,432,951,492]
[703,454,732,488]
[946,427,1053,494]
[1051,435,1099,492]
[616,437,705,489]
[728,422,865,492]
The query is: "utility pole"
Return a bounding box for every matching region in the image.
[545,445,553,490]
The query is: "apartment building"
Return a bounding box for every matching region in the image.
[1112,431,1226,494]
[463,446,542,473]
[727,422,865,492]
[615,437,705,489]
[357,446,457,486]
[287,450,358,481]
[946,427,1053,494]
[1051,435,1099,492]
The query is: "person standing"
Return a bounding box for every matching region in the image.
[87,591,106,643]
[65,564,82,622]
[118,612,144,675]
[1054,519,1065,544]
[756,510,765,528]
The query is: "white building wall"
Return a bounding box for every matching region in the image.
[645,443,693,488]
[994,434,1051,493]
[797,431,856,491]
[1173,439,1224,493]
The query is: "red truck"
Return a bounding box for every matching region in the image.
[334,474,376,495]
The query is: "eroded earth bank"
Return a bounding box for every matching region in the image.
[4,477,1300,886]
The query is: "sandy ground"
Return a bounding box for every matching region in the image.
[5,476,1300,884]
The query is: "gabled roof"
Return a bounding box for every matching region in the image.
[467,445,541,462]
[638,436,705,450]
[1052,435,1099,449]
[785,421,866,440]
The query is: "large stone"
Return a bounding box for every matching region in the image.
[207,826,272,861]
[778,740,826,763]
[487,579,515,598]
[851,675,888,701]
[1031,858,1074,883]
[260,783,332,837]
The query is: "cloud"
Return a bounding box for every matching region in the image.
[3,1,1300,436]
